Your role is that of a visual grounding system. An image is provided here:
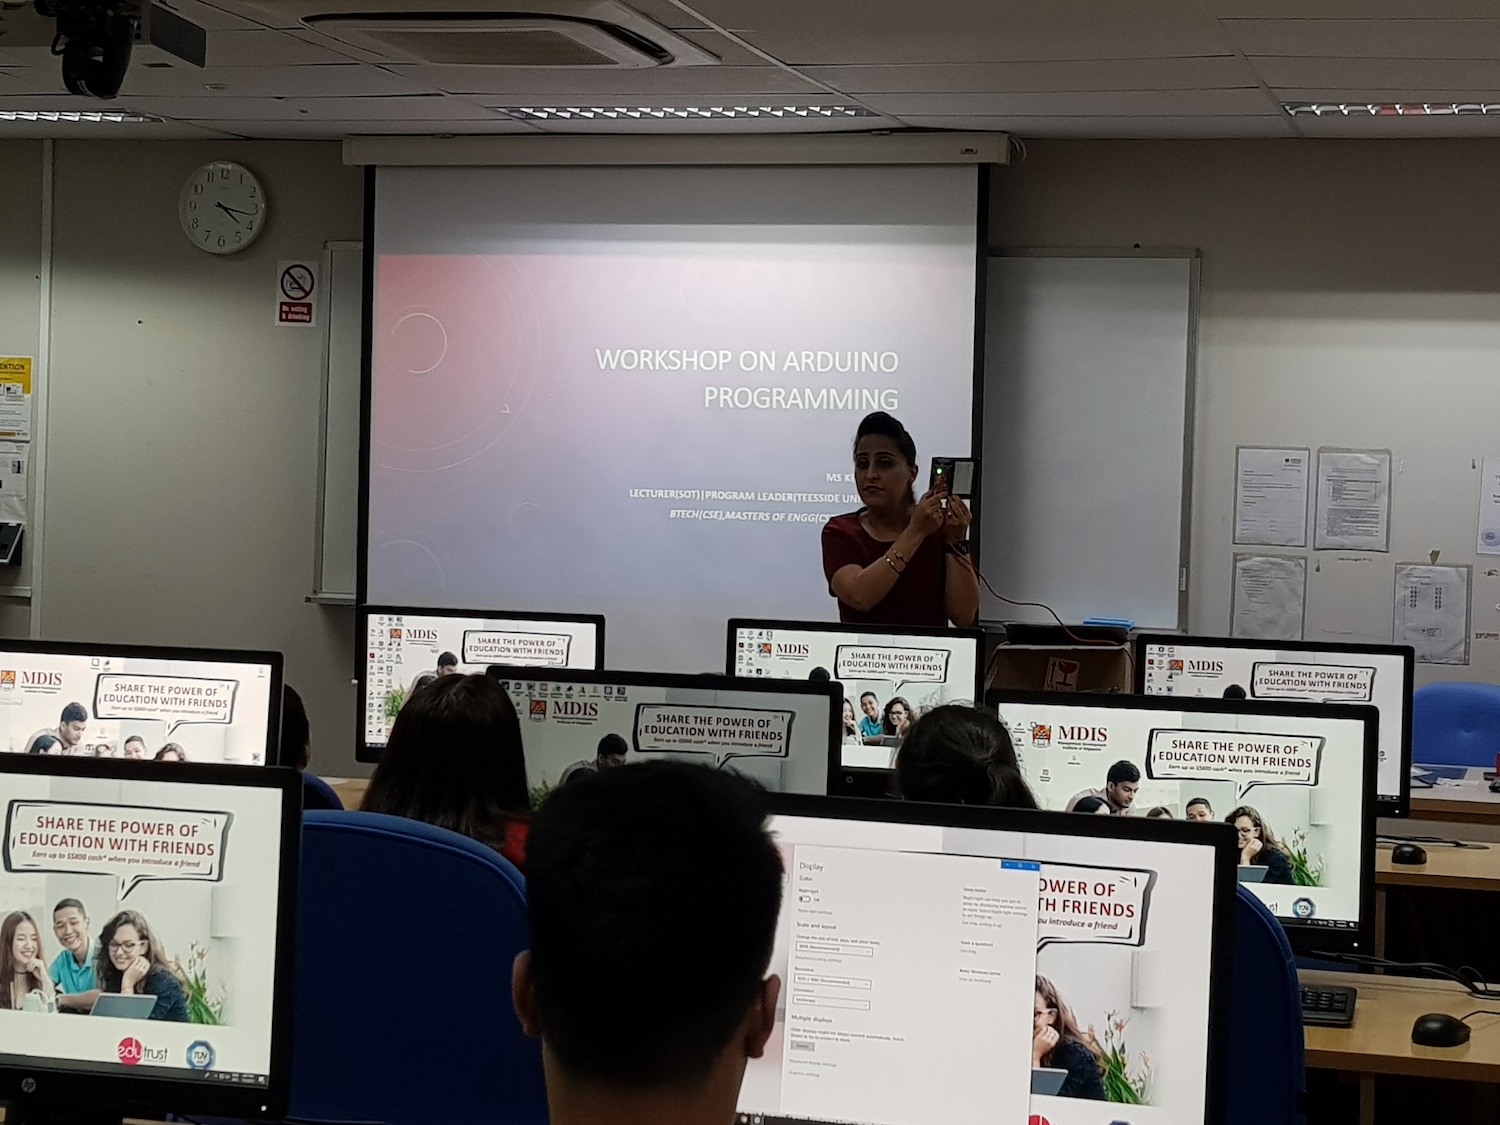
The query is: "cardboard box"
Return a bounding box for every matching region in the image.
[987,624,1132,694]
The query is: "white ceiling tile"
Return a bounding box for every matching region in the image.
[806,57,1258,95]
[155,1,274,32]
[864,88,1276,117]
[207,28,365,66]
[116,62,438,98]
[401,62,819,97]
[683,0,1234,63]
[897,113,1294,137]
[1224,18,1500,58]
[1252,56,1500,90]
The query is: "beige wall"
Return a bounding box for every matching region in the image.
[993,139,1500,686]
[0,138,365,774]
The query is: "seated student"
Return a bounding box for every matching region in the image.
[1033,974,1106,1100]
[95,910,188,1021]
[1145,806,1174,819]
[49,898,99,1013]
[154,743,187,762]
[282,683,312,770]
[881,696,914,740]
[23,702,88,756]
[1071,795,1112,815]
[513,761,782,1125]
[558,733,629,788]
[436,651,460,677]
[840,698,862,745]
[894,704,1038,809]
[121,735,147,761]
[1184,797,1215,822]
[1228,805,1295,884]
[1,911,57,1011]
[857,691,884,741]
[1066,760,1139,815]
[362,674,531,869]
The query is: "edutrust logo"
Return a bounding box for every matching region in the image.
[118,1038,143,1066]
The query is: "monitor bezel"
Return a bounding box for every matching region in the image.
[1132,632,1414,817]
[763,791,1240,1125]
[987,687,1379,960]
[0,754,302,1121]
[486,666,844,796]
[357,605,607,762]
[0,638,285,767]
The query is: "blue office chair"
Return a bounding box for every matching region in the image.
[1227,886,1305,1125]
[1413,681,1500,767]
[291,811,547,1125]
[301,773,344,812]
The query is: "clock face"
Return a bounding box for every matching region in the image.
[178,161,266,255]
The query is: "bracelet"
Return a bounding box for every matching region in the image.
[890,548,908,565]
[946,541,971,558]
[884,553,904,575]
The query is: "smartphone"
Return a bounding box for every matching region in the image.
[929,457,975,505]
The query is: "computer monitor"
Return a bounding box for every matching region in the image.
[988,688,1378,957]
[739,793,1237,1125]
[0,640,282,766]
[0,754,301,1121]
[489,669,839,795]
[358,606,605,760]
[1135,634,1414,816]
[725,619,984,775]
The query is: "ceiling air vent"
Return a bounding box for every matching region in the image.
[247,1,719,67]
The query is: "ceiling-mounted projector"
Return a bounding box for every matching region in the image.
[13,0,203,99]
[240,0,719,68]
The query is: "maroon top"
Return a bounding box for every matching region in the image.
[821,510,948,626]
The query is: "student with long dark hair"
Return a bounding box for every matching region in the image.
[881,696,914,739]
[0,911,55,1011]
[1228,805,1295,884]
[894,705,1039,809]
[363,673,532,869]
[1033,974,1106,1100]
[94,910,187,1021]
[821,412,979,627]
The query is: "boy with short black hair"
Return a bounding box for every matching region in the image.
[514,761,783,1125]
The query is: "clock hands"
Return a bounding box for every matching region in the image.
[213,202,259,224]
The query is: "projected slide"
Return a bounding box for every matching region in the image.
[367,165,979,670]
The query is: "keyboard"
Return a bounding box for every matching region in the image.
[1301,983,1357,1027]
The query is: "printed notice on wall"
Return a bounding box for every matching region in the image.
[1477,457,1500,556]
[1314,448,1391,552]
[1394,564,1471,665]
[1231,554,1307,641]
[1234,447,1310,547]
[0,357,32,443]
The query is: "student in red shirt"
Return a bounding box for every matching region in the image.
[821,411,979,627]
[362,674,532,870]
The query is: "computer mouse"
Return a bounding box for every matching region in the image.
[1412,1012,1470,1048]
[1391,843,1428,865]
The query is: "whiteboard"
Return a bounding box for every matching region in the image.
[312,240,361,601]
[979,253,1197,629]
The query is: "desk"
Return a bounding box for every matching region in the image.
[1302,968,1500,1124]
[1373,841,1500,959]
[329,777,368,810]
[1410,767,1500,826]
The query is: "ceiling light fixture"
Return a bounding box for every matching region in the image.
[495,104,878,121]
[0,109,168,123]
[1285,102,1500,117]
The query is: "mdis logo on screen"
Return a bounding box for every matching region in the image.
[1186,660,1225,675]
[1029,723,1052,747]
[552,700,598,719]
[528,700,547,722]
[774,643,810,658]
[406,628,439,644]
[3,668,62,693]
[117,1038,167,1066]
